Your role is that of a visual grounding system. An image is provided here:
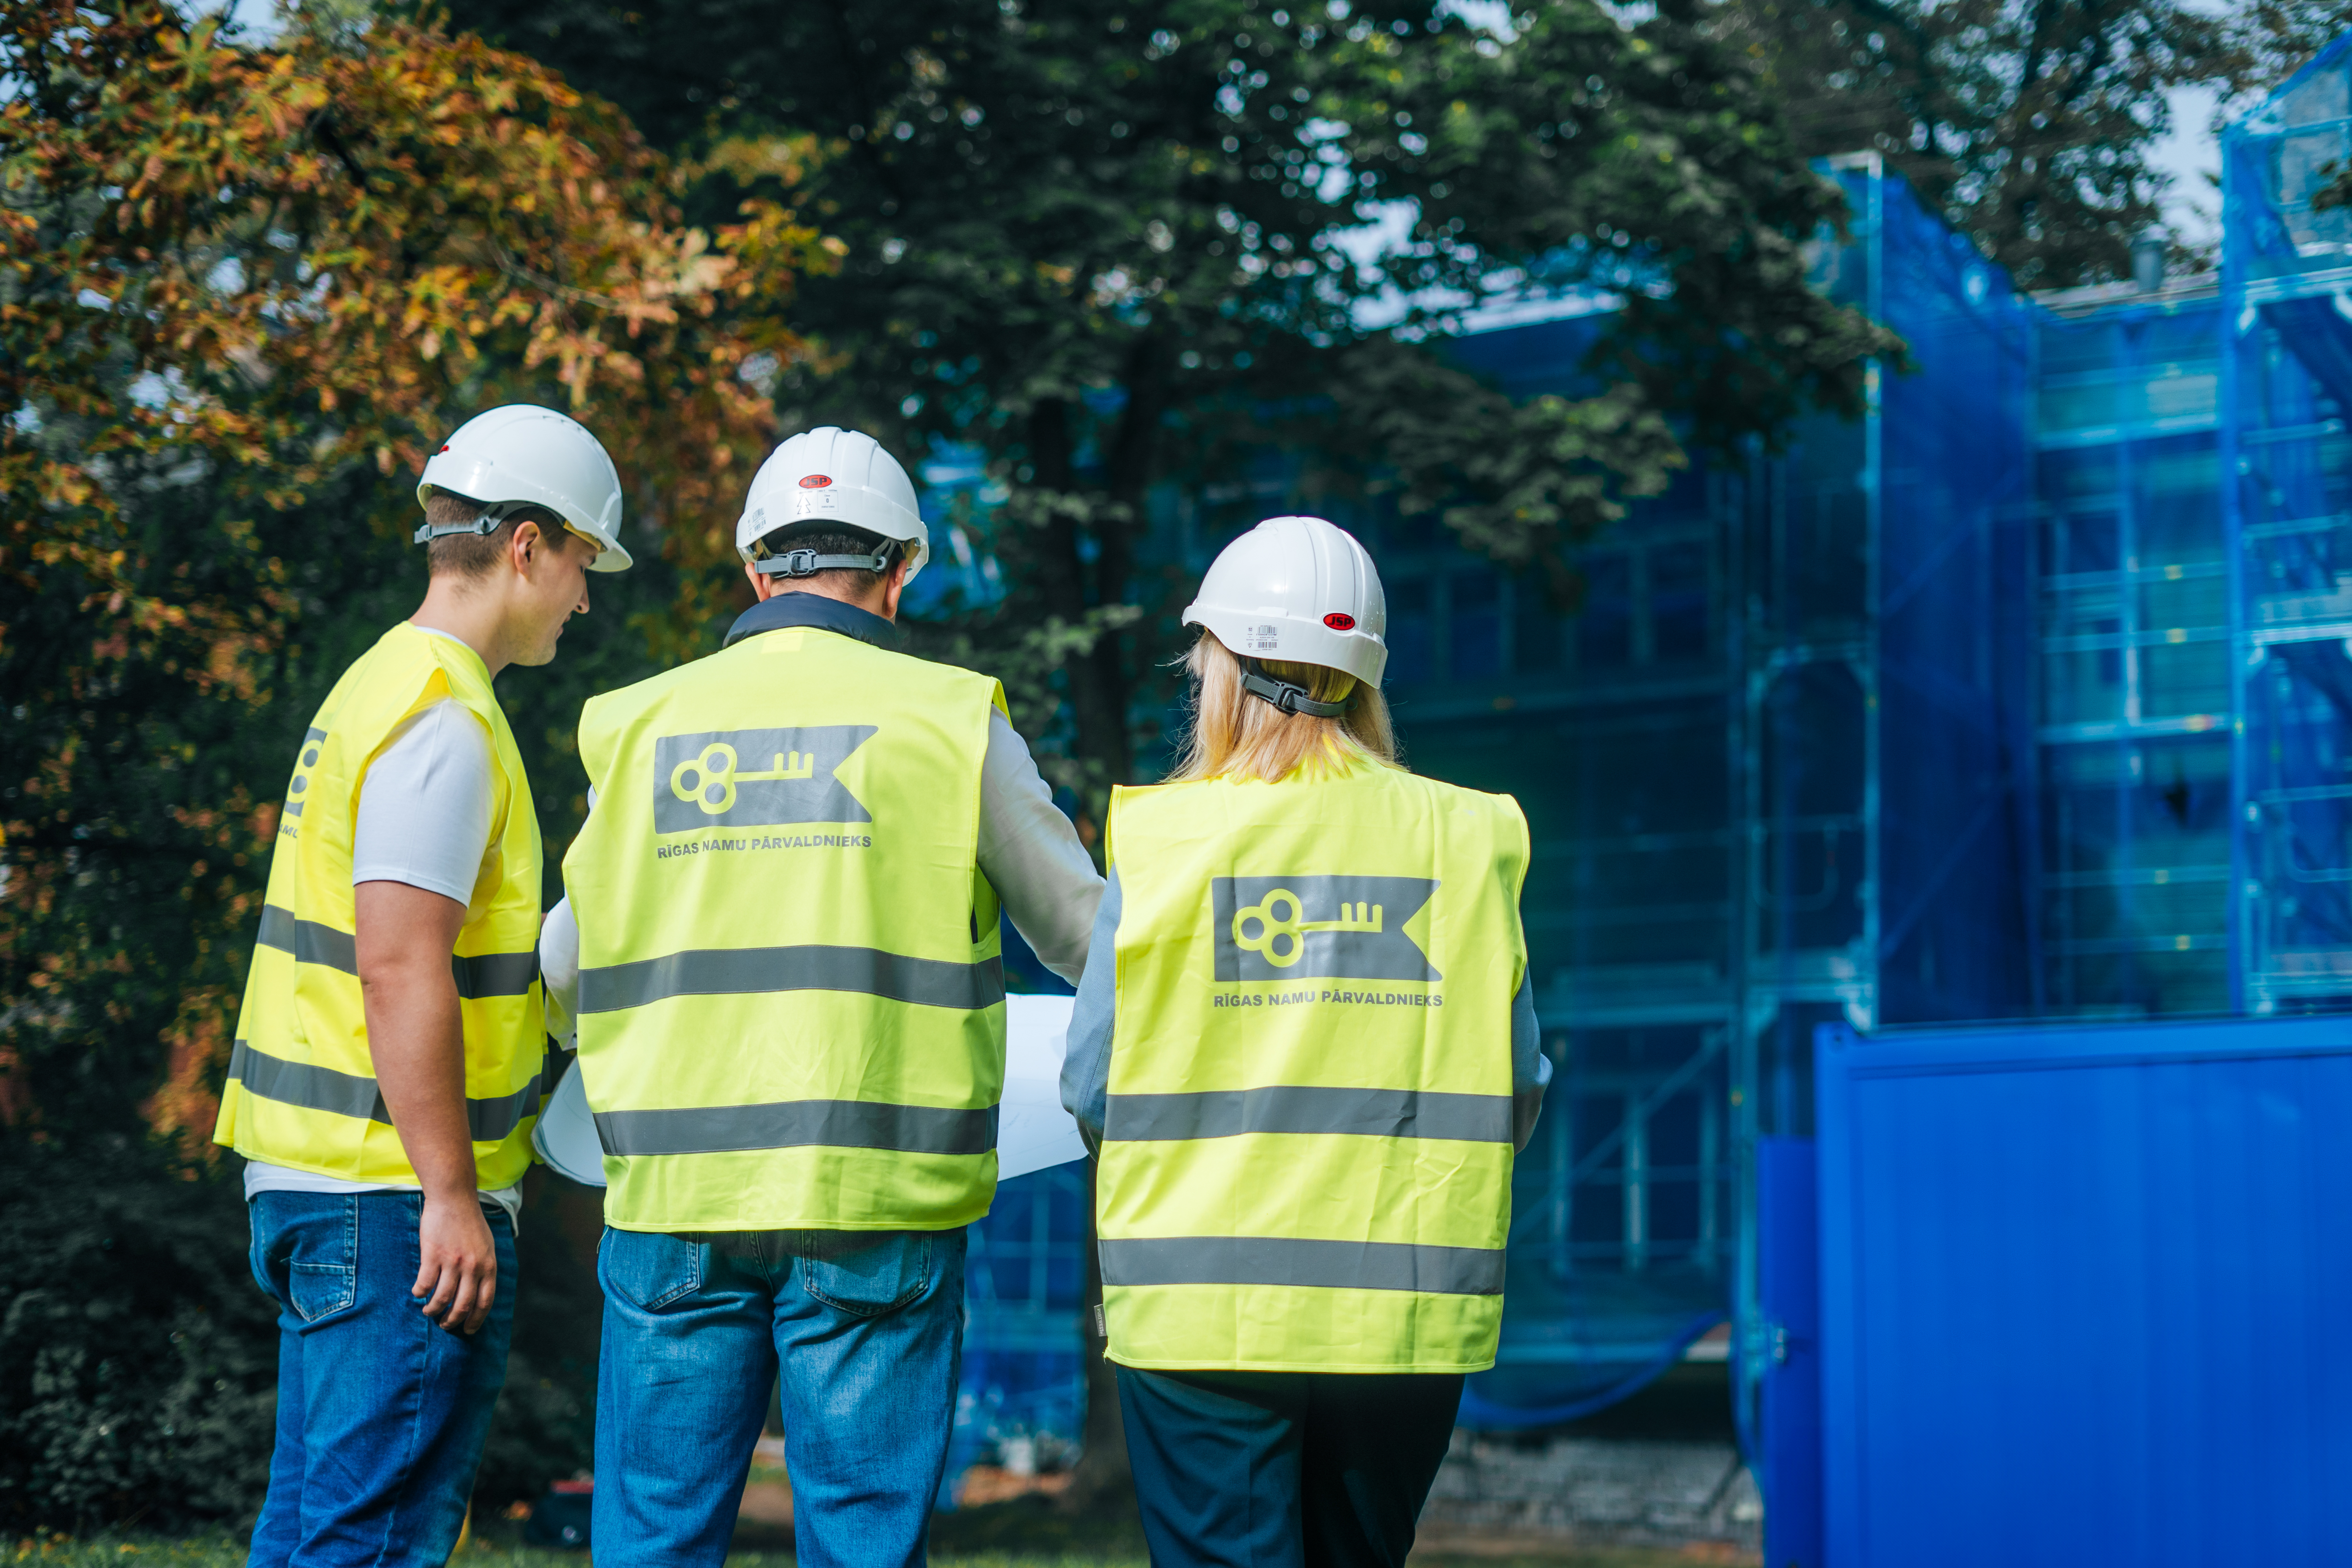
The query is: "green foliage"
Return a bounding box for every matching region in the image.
[2218,2,2352,99]
[470,1179,607,1510]
[0,1143,277,1533]
[0,5,810,1530]
[0,1140,615,1530]
[472,0,1898,806]
[1716,0,2352,287]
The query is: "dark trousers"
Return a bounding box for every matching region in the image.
[1116,1366,1465,1568]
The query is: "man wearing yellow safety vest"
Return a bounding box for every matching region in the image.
[1059,515,1550,1568]
[538,426,1104,1568]
[214,406,629,1568]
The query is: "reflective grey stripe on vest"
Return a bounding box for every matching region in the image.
[1105,1086,1511,1144]
[227,1039,554,1139]
[1097,1236,1506,1296]
[594,1099,1000,1158]
[256,905,537,997]
[257,905,357,973]
[453,950,539,999]
[578,946,1005,1014]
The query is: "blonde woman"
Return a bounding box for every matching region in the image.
[1060,515,1549,1568]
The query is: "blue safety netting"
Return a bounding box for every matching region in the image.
[1394,161,2035,1426]
[927,155,2056,1442]
[945,1163,1091,1501]
[2221,33,2352,1012]
[2031,287,2233,1016]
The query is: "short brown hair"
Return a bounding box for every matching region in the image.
[423,490,564,580]
[1167,631,1400,785]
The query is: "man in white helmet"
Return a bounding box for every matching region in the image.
[538,425,1104,1568]
[215,404,627,1568]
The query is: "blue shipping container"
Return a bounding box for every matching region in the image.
[1812,1017,2352,1566]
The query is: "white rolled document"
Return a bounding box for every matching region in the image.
[995,992,1089,1180]
[532,992,1089,1189]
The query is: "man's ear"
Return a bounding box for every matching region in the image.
[507,517,546,573]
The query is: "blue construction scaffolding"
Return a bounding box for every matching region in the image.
[1363,156,2035,1427]
[2031,275,2231,1016]
[2221,34,2352,1014]
[943,48,2352,1474]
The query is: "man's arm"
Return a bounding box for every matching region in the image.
[356,880,496,1335]
[1059,867,1124,1159]
[978,710,1104,985]
[538,784,593,1044]
[540,895,580,1045]
[1510,971,1550,1153]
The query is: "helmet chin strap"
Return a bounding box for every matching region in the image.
[750,541,900,577]
[1240,660,1351,718]
[412,499,534,545]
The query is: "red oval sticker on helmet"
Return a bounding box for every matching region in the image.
[1323,612,1357,631]
[799,474,833,489]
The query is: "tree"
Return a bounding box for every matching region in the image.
[2212,1,2352,102]
[473,0,1897,805]
[0,0,827,1524]
[1715,0,2233,288]
[473,0,1899,1508]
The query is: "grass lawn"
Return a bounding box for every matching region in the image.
[10,1499,1754,1568]
[8,1538,1754,1568]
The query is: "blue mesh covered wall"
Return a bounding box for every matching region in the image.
[1345,158,2036,1426]
[2222,35,2352,1014]
[941,156,2040,1444]
[2030,287,2229,1016]
[1867,166,2040,1028]
[946,1164,1091,1495]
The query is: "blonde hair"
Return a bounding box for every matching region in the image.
[1167,632,1401,784]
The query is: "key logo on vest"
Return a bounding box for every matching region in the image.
[652,726,876,831]
[1211,876,1441,982]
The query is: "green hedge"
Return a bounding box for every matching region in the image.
[0,1141,278,1532]
[0,1140,599,1533]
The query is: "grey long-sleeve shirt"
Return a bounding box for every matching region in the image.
[540,593,1103,1034]
[1058,866,1550,1156]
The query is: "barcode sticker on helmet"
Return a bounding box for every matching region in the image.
[1249,623,1280,652]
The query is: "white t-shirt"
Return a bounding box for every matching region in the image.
[244,626,523,1227]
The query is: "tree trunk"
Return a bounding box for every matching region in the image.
[1025,397,1133,802]
[1045,341,1172,1515]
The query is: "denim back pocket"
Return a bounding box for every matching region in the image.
[796,1232,934,1318]
[599,1228,705,1312]
[274,1195,358,1324]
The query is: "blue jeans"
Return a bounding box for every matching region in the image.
[245,1191,517,1568]
[593,1226,968,1568]
[1118,1366,1466,1568]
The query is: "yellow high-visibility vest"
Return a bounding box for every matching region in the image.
[214,623,550,1186]
[1097,759,1530,1373]
[564,624,1009,1233]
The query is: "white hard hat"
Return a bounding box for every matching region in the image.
[415,405,631,572]
[531,1064,605,1188]
[1184,516,1388,694]
[735,426,929,582]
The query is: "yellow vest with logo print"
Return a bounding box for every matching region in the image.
[213,623,551,1187]
[1097,760,1530,1373]
[564,625,1009,1233]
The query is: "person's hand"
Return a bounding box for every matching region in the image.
[414,1192,498,1335]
